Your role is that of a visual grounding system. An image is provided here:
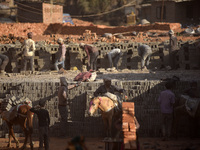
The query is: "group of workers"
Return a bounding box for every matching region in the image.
[0,29,182,75]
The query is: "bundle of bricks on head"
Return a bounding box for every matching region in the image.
[0,95,32,111]
[122,102,137,150]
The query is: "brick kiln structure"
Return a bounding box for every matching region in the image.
[17,2,63,23]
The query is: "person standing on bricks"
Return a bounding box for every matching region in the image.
[0,54,9,75]
[55,38,67,71]
[137,44,152,71]
[58,77,79,137]
[79,43,99,71]
[23,32,35,72]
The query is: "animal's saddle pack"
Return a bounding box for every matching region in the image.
[181,95,200,117]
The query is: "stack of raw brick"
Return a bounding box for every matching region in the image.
[0,95,32,111]
[122,102,137,150]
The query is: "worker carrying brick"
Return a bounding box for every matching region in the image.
[168,29,178,70]
[94,77,124,109]
[106,46,123,70]
[0,54,9,75]
[55,38,67,71]
[23,32,35,72]
[79,43,99,71]
[137,44,152,71]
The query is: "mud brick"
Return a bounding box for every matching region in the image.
[124,132,137,140]
[122,103,134,110]
[128,107,135,112]
[129,123,136,132]
[129,140,137,150]
[123,114,134,123]
[122,122,129,131]
[124,139,131,149]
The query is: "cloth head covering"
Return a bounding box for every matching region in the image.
[103,77,111,82]
[39,99,46,107]
[57,38,64,44]
[27,32,33,39]
[168,30,174,35]
[79,43,85,47]
[60,77,68,86]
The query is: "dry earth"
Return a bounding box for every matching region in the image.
[0,69,200,83]
[0,137,200,150]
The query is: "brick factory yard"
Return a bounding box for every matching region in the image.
[0,137,200,150]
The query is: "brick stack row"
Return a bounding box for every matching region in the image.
[122,102,137,150]
[0,80,199,138]
[0,40,200,73]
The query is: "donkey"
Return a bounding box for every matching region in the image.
[88,96,120,138]
[0,103,34,150]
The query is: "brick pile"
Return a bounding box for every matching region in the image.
[122,102,137,150]
[0,40,199,73]
[0,80,199,138]
[0,95,32,111]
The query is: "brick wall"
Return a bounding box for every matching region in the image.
[151,1,176,23]
[0,80,199,138]
[42,3,63,24]
[1,40,199,73]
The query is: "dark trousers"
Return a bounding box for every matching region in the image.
[58,105,68,136]
[169,50,178,70]
[89,51,99,71]
[141,53,151,69]
[39,126,49,150]
[161,113,173,138]
[24,56,34,71]
[0,57,9,71]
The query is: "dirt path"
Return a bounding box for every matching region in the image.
[0,137,200,150]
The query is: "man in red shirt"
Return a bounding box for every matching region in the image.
[79,43,99,71]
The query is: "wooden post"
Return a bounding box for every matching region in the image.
[161,0,164,22]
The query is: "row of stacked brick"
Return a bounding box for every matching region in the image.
[0,80,199,138]
[0,95,32,111]
[122,102,137,150]
[0,40,199,72]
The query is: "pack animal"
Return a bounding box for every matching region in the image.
[0,103,34,150]
[88,96,120,138]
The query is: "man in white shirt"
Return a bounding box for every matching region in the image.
[107,48,122,70]
[23,32,35,72]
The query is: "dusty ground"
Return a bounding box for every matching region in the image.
[1,69,200,83]
[0,137,200,150]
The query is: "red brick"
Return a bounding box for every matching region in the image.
[122,102,134,108]
[123,114,134,123]
[129,123,136,132]
[124,131,137,140]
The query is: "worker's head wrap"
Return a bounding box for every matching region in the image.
[57,38,64,44]
[60,77,68,87]
[27,32,33,39]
